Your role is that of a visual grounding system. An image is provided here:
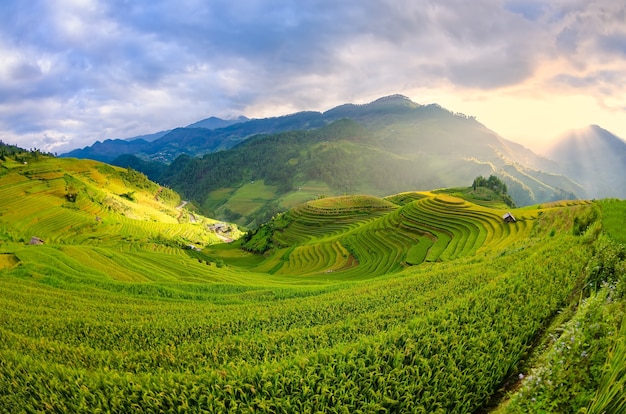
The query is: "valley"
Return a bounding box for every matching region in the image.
[64,96,591,228]
[1,147,625,412]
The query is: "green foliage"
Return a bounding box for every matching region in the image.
[598,198,626,243]
[585,235,626,293]
[119,191,136,202]
[0,141,26,158]
[121,167,156,191]
[502,202,626,413]
[63,173,83,202]
[111,153,168,183]
[586,314,626,414]
[472,174,516,207]
[156,186,180,207]
[0,141,53,161]
[242,212,292,253]
[509,289,624,413]
[573,203,600,236]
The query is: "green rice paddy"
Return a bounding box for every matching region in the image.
[0,155,623,413]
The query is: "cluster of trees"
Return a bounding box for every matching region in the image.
[0,141,51,162]
[472,175,516,207]
[121,167,156,190]
[472,175,508,194]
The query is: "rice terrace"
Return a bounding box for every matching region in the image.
[1,146,625,413]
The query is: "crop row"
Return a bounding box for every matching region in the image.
[275,204,389,246]
[259,194,534,278]
[0,223,593,412]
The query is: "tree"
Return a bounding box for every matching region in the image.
[472,175,515,208]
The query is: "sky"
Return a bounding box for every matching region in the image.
[0,0,625,154]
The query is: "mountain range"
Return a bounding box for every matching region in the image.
[61,95,626,227]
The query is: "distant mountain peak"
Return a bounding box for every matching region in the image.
[546,124,626,199]
[185,115,249,130]
[553,125,626,148]
[588,124,626,143]
[371,94,414,103]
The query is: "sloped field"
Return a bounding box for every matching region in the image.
[251,192,540,279]
[0,217,596,412]
[0,155,617,413]
[0,158,226,248]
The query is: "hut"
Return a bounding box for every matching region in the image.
[29,236,45,245]
[502,212,516,223]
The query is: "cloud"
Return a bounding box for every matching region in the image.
[0,0,625,153]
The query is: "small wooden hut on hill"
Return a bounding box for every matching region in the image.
[502,212,516,223]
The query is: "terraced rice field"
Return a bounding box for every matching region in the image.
[0,154,618,413]
[252,193,539,278]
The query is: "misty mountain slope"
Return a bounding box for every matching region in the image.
[62,95,558,170]
[546,125,626,199]
[155,105,582,227]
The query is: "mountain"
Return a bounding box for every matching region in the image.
[62,95,558,167]
[62,137,150,163]
[546,125,626,199]
[152,98,582,227]
[118,116,249,144]
[186,115,249,129]
[125,130,171,142]
[62,112,327,163]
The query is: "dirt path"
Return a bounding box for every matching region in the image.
[176,201,188,222]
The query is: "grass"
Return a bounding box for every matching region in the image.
[0,154,623,412]
[226,180,278,216]
[598,198,626,243]
[279,180,334,208]
[0,253,19,269]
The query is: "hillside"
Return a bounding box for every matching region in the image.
[241,192,546,277]
[61,95,583,226]
[546,125,626,199]
[0,148,239,252]
[153,110,582,227]
[1,151,625,412]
